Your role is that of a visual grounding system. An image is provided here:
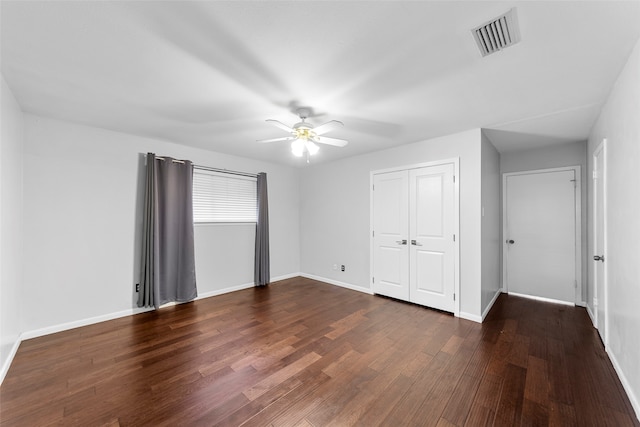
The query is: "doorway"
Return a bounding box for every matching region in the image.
[503,167,582,304]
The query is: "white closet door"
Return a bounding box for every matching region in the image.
[372,171,409,300]
[409,164,455,312]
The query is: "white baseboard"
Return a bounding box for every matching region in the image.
[586,304,597,327]
[21,306,154,341]
[299,273,374,295]
[507,292,574,306]
[437,289,502,324]
[481,289,503,321]
[196,282,254,300]
[196,273,304,300]
[0,335,22,385]
[459,312,482,323]
[271,272,302,283]
[607,347,640,422]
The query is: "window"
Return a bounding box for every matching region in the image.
[193,169,257,223]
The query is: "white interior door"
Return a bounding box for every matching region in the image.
[504,169,578,304]
[409,164,455,312]
[372,171,409,301]
[593,142,607,343]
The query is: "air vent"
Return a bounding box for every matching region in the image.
[472,8,521,57]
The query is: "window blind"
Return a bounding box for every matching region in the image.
[193,169,257,223]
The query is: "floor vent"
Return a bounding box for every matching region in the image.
[472,8,521,57]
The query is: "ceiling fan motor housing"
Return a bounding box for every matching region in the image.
[293,121,313,130]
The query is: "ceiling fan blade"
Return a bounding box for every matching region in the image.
[266,119,293,133]
[315,136,348,147]
[313,120,344,136]
[256,136,295,143]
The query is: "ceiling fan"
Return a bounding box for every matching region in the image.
[257,108,348,160]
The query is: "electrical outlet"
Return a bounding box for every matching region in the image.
[341,265,345,272]
[332,264,338,271]
[136,283,140,292]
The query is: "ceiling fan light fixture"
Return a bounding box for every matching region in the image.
[306,140,319,155]
[291,138,305,157]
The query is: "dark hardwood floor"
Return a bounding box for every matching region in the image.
[1,277,637,426]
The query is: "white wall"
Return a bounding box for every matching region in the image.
[480,131,501,316]
[22,115,300,334]
[587,38,640,418]
[300,129,484,318]
[0,76,24,379]
[500,141,588,174]
[499,140,588,303]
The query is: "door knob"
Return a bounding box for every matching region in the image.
[396,239,407,245]
[594,255,605,262]
[506,239,515,244]
[411,240,422,246]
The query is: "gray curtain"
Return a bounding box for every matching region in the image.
[254,172,270,286]
[138,153,197,308]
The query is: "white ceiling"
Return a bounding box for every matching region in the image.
[2,1,639,166]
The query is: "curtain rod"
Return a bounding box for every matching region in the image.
[153,155,258,178]
[193,165,258,178]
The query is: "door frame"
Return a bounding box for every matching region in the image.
[370,158,460,317]
[592,139,608,345]
[502,166,582,305]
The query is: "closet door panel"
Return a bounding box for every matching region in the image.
[372,171,409,301]
[415,173,444,237]
[415,250,444,294]
[409,164,455,312]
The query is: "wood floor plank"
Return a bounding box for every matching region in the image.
[507,333,530,368]
[409,338,478,426]
[547,336,575,405]
[466,372,503,421]
[216,377,302,426]
[521,398,550,426]
[325,369,403,426]
[440,373,482,426]
[548,400,578,427]
[381,351,451,425]
[238,371,331,427]
[1,279,637,426]
[493,363,527,426]
[524,355,549,406]
[304,380,369,426]
[464,404,496,427]
[243,351,321,401]
[353,374,414,426]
